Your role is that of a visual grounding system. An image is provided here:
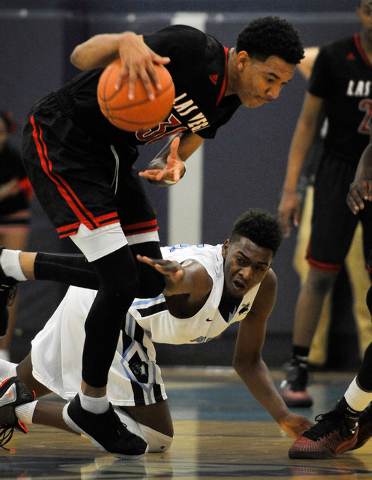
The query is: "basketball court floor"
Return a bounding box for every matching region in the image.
[1,367,371,479]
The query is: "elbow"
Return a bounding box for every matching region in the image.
[70,46,85,70]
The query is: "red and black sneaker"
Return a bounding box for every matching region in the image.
[279,360,313,408]
[350,401,372,450]
[289,408,358,459]
[0,376,36,450]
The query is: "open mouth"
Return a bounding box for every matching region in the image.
[233,279,246,291]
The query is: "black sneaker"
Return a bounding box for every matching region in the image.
[279,360,313,408]
[289,407,358,459]
[62,394,148,459]
[0,376,36,449]
[0,247,18,338]
[350,401,372,450]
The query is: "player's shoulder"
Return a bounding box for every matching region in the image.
[319,36,355,57]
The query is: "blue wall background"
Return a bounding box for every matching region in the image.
[0,1,362,366]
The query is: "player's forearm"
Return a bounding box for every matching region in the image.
[70,32,140,70]
[234,358,291,424]
[282,119,316,193]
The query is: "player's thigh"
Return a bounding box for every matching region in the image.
[310,156,358,266]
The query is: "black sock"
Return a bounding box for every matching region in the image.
[292,345,310,364]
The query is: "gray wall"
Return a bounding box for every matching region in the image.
[1,1,362,366]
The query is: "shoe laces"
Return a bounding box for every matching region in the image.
[0,421,27,451]
[6,285,17,307]
[0,283,17,307]
[303,410,355,441]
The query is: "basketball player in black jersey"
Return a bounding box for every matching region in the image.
[278,0,372,409]
[287,0,372,460]
[0,18,304,457]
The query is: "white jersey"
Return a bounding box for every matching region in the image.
[131,244,260,344]
[31,244,261,406]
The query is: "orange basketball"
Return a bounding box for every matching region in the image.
[97,59,175,132]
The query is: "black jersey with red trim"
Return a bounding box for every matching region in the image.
[55,25,241,151]
[308,34,372,164]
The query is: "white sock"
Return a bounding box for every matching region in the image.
[0,359,17,379]
[1,250,27,281]
[79,390,109,414]
[15,400,38,424]
[345,377,372,412]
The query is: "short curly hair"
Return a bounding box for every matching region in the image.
[236,16,304,65]
[229,209,284,256]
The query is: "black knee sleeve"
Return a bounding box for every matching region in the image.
[129,242,165,298]
[357,342,372,391]
[367,285,372,317]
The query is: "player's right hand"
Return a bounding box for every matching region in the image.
[117,32,170,100]
[278,191,300,238]
[347,180,372,214]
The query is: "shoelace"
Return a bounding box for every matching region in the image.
[303,410,353,441]
[7,285,17,307]
[0,283,17,307]
[0,421,27,451]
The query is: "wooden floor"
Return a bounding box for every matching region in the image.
[1,367,372,479]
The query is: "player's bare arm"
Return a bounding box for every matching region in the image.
[232,270,312,438]
[279,92,324,236]
[70,32,170,99]
[297,47,319,80]
[139,132,204,185]
[137,255,212,298]
[347,140,372,214]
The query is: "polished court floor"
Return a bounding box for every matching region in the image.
[1,367,372,479]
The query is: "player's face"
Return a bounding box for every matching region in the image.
[234,54,295,108]
[222,237,273,299]
[357,0,372,42]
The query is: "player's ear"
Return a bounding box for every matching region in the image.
[222,240,229,259]
[237,50,250,71]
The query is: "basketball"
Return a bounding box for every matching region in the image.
[97,59,175,132]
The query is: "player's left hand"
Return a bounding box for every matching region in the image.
[279,413,313,439]
[139,136,185,184]
[347,179,372,214]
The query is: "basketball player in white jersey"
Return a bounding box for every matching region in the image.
[0,210,312,457]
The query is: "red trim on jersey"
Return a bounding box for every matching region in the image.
[216,46,229,107]
[31,116,120,237]
[354,33,372,68]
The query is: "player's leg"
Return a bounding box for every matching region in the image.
[0,354,173,453]
[346,221,372,360]
[293,185,333,368]
[22,110,147,459]
[0,219,30,358]
[280,156,358,407]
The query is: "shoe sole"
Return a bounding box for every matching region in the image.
[289,435,358,459]
[62,403,148,460]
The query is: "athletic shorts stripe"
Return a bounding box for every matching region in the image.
[123,219,159,236]
[31,116,121,234]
